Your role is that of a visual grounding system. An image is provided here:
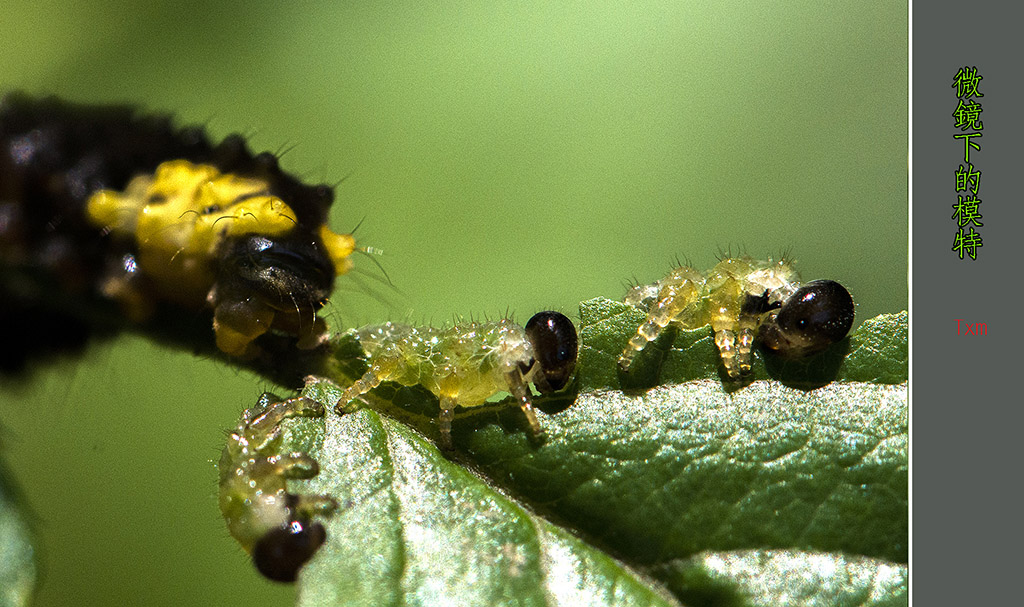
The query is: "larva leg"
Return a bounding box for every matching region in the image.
[734,290,775,377]
[506,371,543,441]
[618,312,672,372]
[245,395,333,517]
[709,279,744,380]
[333,369,383,415]
[713,328,741,379]
[273,453,339,518]
[241,395,325,452]
[619,272,701,372]
[713,289,773,380]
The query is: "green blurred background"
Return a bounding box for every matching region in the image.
[0,2,906,605]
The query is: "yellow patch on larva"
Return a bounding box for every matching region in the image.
[86,160,300,301]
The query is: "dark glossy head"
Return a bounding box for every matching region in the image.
[525,311,578,392]
[220,233,335,313]
[251,518,327,583]
[759,279,855,358]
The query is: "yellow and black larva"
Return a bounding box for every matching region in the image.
[0,93,355,372]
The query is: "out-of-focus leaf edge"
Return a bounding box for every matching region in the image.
[0,463,35,607]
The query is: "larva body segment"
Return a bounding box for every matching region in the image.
[335,311,579,449]
[0,93,355,368]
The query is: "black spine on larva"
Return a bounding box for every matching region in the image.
[1,94,211,260]
[0,94,333,228]
[0,93,336,373]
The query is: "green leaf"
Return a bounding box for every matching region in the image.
[0,466,35,607]
[289,381,678,607]
[659,550,908,607]
[227,309,907,605]
[463,380,908,565]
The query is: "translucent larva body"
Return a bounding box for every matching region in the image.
[218,392,337,583]
[335,311,578,449]
[619,256,854,381]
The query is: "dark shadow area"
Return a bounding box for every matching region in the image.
[762,337,852,390]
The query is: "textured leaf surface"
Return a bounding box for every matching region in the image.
[660,549,908,607]
[463,380,908,564]
[289,381,678,607]
[241,310,907,605]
